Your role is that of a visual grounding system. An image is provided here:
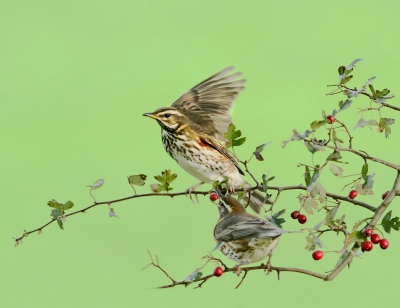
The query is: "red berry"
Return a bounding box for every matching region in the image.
[363,228,373,237]
[209,193,218,202]
[298,214,307,224]
[371,233,380,244]
[312,250,324,260]
[382,191,390,200]
[214,266,223,277]
[327,115,335,124]
[348,190,358,199]
[291,210,300,219]
[361,241,373,252]
[379,239,389,250]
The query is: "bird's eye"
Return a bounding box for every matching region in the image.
[164,113,171,118]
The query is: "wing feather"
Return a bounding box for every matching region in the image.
[171,67,246,140]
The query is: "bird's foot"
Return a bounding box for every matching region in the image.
[233,265,242,276]
[264,257,272,275]
[185,182,204,203]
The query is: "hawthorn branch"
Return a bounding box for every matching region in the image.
[13,182,377,243]
[327,84,400,112]
[306,138,400,171]
[146,257,327,289]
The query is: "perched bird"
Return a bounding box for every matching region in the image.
[143,67,266,213]
[213,191,291,273]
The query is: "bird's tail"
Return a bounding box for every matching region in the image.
[242,182,272,214]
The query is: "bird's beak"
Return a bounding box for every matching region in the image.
[142,113,156,119]
[215,189,224,198]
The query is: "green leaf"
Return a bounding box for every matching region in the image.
[311,167,320,184]
[310,120,326,131]
[338,99,352,113]
[270,209,285,228]
[338,66,346,75]
[151,170,178,192]
[361,172,375,190]
[128,174,147,186]
[232,137,246,147]
[57,220,64,230]
[63,201,74,210]
[305,232,327,251]
[326,151,342,162]
[340,75,353,84]
[332,130,343,143]
[47,200,74,211]
[304,166,311,187]
[361,164,368,180]
[261,174,268,193]
[47,200,62,209]
[304,141,316,153]
[378,118,395,138]
[325,205,339,222]
[253,141,272,161]
[51,208,62,220]
[347,230,366,245]
[224,124,246,148]
[381,210,400,234]
[381,88,390,96]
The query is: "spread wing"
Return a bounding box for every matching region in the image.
[171,67,246,140]
[214,216,284,242]
[197,130,244,175]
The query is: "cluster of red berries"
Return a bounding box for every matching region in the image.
[291,210,307,224]
[361,228,389,252]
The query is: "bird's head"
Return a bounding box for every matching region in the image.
[214,190,245,218]
[143,107,188,132]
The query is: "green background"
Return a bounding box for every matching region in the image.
[1,0,399,307]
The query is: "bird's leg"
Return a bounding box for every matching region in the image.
[265,256,272,274]
[185,182,204,203]
[233,264,242,276]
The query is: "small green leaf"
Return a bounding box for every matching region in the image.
[381,88,390,96]
[310,120,326,131]
[47,200,62,209]
[305,232,327,251]
[128,174,147,186]
[361,164,368,180]
[305,166,311,187]
[338,66,346,75]
[347,230,366,245]
[378,118,395,138]
[270,209,286,228]
[253,141,272,161]
[152,170,178,192]
[51,208,62,220]
[63,201,74,210]
[332,130,343,143]
[232,137,246,147]
[326,151,342,162]
[304,141,316,153]
[57,220,64,230]
[381,210,400,234]
[224,124,246,148]
[340,75,353,84]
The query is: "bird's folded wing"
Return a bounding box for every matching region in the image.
[171,67,246,141]
[215,218,283,242]
[198,132,244,175]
